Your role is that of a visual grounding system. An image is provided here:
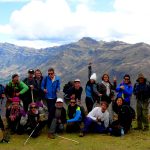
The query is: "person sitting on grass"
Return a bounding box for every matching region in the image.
[48,98,66,139]
[66,99,82,133]
[79,101,109,137]
[109,97,135,136]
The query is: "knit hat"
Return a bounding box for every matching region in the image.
[138,73,145,79]
[12,97,20,103]
[29,102,38,108]
[90,73,97,81]
[56,98,63,103]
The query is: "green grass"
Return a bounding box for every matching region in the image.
[0,128,150,150]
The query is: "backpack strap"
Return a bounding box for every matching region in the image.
[44,76,47,89]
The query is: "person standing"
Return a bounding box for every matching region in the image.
[116,74,133,106]
[23,69,36,111]
[85,73,101,113]
[133,73,150,131]
[65,79,83,104]
[34,69,44,102]
[41,68,60,126]
[98,74,116,123]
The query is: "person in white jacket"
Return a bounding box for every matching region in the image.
[80,101,109,137]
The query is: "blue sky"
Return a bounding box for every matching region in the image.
[0,3,25,24]
[0,0,150,48]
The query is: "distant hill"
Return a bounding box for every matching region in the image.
[0,37,150,85]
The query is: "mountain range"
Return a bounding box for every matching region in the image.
[0,37,150,85]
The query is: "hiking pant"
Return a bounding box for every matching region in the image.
[85,97,94,113]
[46,98,56,126]
[108,102,114,124]
[49,118,64,134]
[0,97,6,117]
[82,117,106,133]
[136,99,149,129]
[27,121,46,138]
[66,122,81,133]
[0,116,4,130]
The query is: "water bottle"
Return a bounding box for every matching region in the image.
[120,127,124,137]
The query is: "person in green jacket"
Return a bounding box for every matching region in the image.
[5,74,29,103]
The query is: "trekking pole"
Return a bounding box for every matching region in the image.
[23,123,39,145]
[31,89,34,103]
[56,134,79,144]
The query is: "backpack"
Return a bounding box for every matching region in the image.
[128,106,136,119]
[63,81,74,94]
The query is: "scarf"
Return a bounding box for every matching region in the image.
[102,81,110,96]
[10,107,20,121]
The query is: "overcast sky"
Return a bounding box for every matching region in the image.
[0,0,150,48]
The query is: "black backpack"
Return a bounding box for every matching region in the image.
[63,81,74,94]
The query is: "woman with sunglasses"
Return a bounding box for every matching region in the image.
[25,102,46,138]
[66,99,82,133]
[116,74,133,106]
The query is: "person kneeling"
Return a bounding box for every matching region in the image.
[80,101,109,137]
[48,98,66,139]
[109,97,135,136]
[66,99,82,133]
[25,102,46,138]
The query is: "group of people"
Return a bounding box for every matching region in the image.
[0,65,150,143]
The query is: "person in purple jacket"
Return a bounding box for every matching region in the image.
[116,74,133,105]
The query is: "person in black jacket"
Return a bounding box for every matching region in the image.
[34,69,45,102]
[48,98,66,139]
[25,102,46,138]
[109,97,135,136]
[65,79,83,105]
[133,73,150,131]
[23,69,36,112]
[98,73,117,123]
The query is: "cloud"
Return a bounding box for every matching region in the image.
[0,25,12,34]
[0,0,30,2]
[1,0,150,48]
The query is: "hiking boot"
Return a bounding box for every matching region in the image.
[0,139,9,143]
[48,133,55,139]
[79,132,84,137]
[143,128,149,131]
[134,127,142,130]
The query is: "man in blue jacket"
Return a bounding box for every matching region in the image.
[41,68,60,126]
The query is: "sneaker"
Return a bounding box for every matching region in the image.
[79,132,84,137]
[48,133,55,139]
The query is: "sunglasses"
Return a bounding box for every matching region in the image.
[70,102,76,104]
[31,106,37,109]
[48,73,54,75]
[124,78,130,81]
